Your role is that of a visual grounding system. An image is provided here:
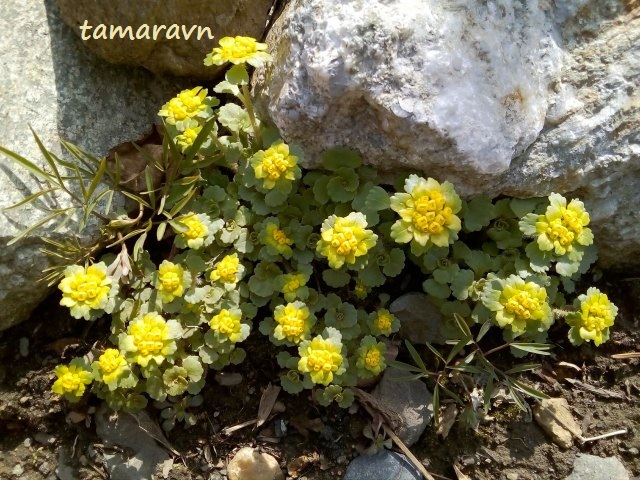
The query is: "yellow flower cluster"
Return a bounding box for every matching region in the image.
[158,87,210,125]
[273,302,312,344]
[531,193,593,256]
[210,309,249,343]
[297,328,345,386]
[210,254,241,284]
[175,123,202,153]
[567,287,617,346]
[204,36,271,68]
[52,362,93,401]
[368,309,399,336]
[483,275,553,335]
[120,313,180,367]
[59,263,112,320]
[156,260,185,303]
[177,213,209,249]
[390,175,462,250]
[356,336,387,377]
[264,222,293,256]
[317,212,377,269]
[251,143,299,190]
[94,348,128,387]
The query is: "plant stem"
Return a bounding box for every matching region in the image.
[241,84,261,147]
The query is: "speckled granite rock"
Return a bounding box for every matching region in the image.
[255,0,640,267]
[0,0,180,331]
[55,0,273,78]
[564,454,630,480]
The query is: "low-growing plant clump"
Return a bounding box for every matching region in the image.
[3,35,617,432]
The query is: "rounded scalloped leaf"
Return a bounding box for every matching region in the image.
[321,147,362,170]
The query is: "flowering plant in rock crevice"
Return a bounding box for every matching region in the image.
[2,35,617,431]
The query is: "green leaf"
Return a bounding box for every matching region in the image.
[213,80,240,96]
[450,269,475,300]
[475,320,492,342]
[321,147,362,170]
[510,342,553,356]
[217,103,251,134]
[446,335,471,364]
[0,145,53,183]
[505,363,541,375]
[386,359,424,374]
[364,186,391,211]
[2,187,57,211]
[322,268,351,288]
[525,242,551,273]
[462,195,496,232]
[7,209,70,246]
[382,248,405,277]
[423,278,451,299]
[512,379,550,400]
[405,340,428,374]
[226,64,249,85]
[510,198,544,218]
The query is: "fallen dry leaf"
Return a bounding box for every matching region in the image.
[257,383,281,429]
[287,452,320,478]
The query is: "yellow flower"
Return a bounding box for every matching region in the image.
[273,302,312,344]
[317,212,378,269]
[174,212,220,249]
[390,175,462,250]
[356,336,387,377]
[158,87,211,125]
[119,313,181,368]
[204,36,271,68]
[156,260,186,303]
[175,123,202,153]
[264,222,294,257]
[210,309,249,343]
[251,143,300,190]
[368,309,399,336]
[93,349,128,388]
[482,275,553,335]
[297,328,346,386]
[52,361,93,401]
[528,193,593,256]
[59,263,112,320]
[280,273,308,302]
[210,254,241,284]
[567,287,617,346]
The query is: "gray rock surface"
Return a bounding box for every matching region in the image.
[371,367,433,447]
[255,0,640,267]
[56,0,273,78]
[0,0,180,331]
[343,451,422,480]
[95,404,172,480]
[389,292,447,345]
[564,454,630,480]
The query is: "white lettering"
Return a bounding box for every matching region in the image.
[197,26,214,40]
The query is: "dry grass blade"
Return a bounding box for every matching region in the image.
[128,411,180,456]
[381,424,436,480]
[355,388,435,480]
[452,463,471,480]
[256,383,281,429]
[611,352,640,360]
[564,378,626,400]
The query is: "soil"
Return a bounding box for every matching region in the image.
[1,274,639,480]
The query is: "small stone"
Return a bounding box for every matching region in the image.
[533,398,581,449]
[22,438,31,448]
[390,293,446,344]
[214,372,243,386]
[506,472,520,480]
[34,432,56,445]
[564,454,630,480]
[37,461,51,476]
[627,447,639,456]
[371,367,433,447]
[344,451,421,480]
[227,447,284,480]
[19,396,29,405]
[18,338,29,357]
[12,464,24,476]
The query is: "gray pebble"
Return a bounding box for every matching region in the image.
[344,451,422,480]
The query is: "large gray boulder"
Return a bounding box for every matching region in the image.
[0,0,181,331]
[55,0,274,78]
[254,0,640,267]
